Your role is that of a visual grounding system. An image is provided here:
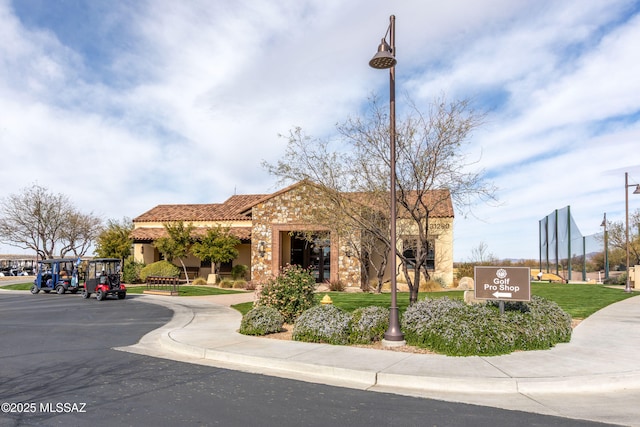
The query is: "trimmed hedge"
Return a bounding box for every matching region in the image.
[402,296,572,356]
[292,305,351,345]
[349,306,389,344]
[239,306,284,336]
[139,261,180,282]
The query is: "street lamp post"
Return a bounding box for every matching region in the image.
[369,15,405,345]
[601,213,609,280]
[624,172,640,292]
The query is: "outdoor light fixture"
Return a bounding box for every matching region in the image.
[625,172,640,292]
[369,15,404,345]
[258,241,266,258]
[369,39,396,69]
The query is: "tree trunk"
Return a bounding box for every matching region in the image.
[178,258,190,285]
[409,285,419,305]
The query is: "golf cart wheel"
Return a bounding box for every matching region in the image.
[117,292,126,300]
[96,289,105,301]
[56,285,65,295]
[81,289,90,299]
[30,285,40,294]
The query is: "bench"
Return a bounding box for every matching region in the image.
[143,276,182,296]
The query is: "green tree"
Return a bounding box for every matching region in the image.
[154,221,194,284]
[94,217,133,263]
[191,226,240,276]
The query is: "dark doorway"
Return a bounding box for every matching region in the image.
[291,235,330,283]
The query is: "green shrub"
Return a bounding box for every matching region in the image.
[455,262,474,279]
[231,264,248,280]
[328,280,345,291]
[349,306,389,344]
[122,257,144,284]
[255,264,317,323]
[220,279,234,288]
[239,306,284,336]
[489,297,572,350]
[139,261,180,282]
[191,277,208,286]
[232,280,247,289]
[604,272,626,286]
[292,305,351,345]
[402,296,572,356]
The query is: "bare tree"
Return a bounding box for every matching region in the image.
[60,211,103,258]
[265,95,496,304]
[469,241,497,264]
[0,184,101,259]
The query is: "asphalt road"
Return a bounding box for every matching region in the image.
[0,292,616,427]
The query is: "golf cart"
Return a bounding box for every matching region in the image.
[82,258,126,301]
[31,258,81,294]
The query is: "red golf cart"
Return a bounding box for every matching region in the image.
[81,258,126,301]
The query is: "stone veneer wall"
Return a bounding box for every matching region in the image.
[249,184,362,287]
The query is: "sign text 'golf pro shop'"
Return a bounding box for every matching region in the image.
[474,266,531,302]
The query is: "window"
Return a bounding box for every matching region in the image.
[402,237,435,270]
[219,261,233,273]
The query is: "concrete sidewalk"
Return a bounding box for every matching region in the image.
[121,292,640,426]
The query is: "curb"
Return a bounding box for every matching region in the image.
[138,294,640,396]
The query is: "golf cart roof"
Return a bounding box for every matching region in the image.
[39,258,78,264]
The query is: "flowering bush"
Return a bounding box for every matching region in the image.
[489,297,572,350]
[293,305,351,345]
[239,306,284,336]
[349,306,389,344]
[402,296,572,356]
[255,265,317,323]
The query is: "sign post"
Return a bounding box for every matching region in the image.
[474,266,531,304]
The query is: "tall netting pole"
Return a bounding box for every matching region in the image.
[567,206,572,281]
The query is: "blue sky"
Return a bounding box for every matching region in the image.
[1,0,640,261]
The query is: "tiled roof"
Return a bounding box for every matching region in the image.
[400,189,454,218]
[131,226,252,242]
[220,194,268,217]
[133,194,268,223]
[132,182,453,240]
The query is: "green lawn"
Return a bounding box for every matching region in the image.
[232,283,637,319]
[530,282,634,319]
[4,280,636,320]
[0,282,33,291]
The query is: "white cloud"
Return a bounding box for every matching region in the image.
[1,0,639,260]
